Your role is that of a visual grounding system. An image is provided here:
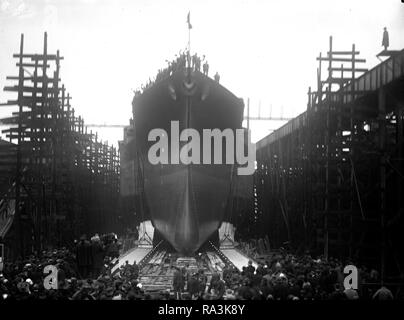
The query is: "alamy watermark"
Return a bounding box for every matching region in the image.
[147,121,256,175]
[343,264,358,290]
[43,265,59,290]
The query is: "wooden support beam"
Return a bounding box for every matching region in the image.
[6,75,60,82]
[327,50,360,55]
[378,86,386,285]
[317,57,366,63]
[13,53,64,60]
[4,85,59,93]
[16,62,50,68]
[328,67,368,72]
[0,101,19,106]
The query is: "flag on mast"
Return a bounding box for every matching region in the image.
[187,11,192,29]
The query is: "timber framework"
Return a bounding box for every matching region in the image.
[255,36,404,284]
[0,33,120,259]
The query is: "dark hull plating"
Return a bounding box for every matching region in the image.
[134,69,244,254]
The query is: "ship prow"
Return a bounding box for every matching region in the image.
[133,63,244,255]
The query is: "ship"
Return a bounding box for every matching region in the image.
[126,58,246,255]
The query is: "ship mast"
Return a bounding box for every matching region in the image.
[187,11,192,69]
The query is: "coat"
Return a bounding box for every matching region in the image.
[91,242,105,269]
[173,269,184,291]
[76,240,93,267]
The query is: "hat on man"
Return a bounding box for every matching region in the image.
[344,288,359,300]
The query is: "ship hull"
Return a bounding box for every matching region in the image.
[134,69,244,254]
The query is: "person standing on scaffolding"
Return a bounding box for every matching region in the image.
[382,27,389,51]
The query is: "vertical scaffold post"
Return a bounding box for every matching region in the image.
[378,85,386,286]
[15,33,24,257]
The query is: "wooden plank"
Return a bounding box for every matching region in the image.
[13,54,63,60]
[317,57,366,63]
[325,77,350,83]
[338,90,374,95]
[328,51,360,55]
[16,62,50,68]
[329,67,368,72]
[4,86,59,93]
[0,101,19,106]
[6,76,60,82]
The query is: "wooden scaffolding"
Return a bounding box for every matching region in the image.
[0,33,120,258]
[255,36,404,284]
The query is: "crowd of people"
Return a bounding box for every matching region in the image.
[75,233,121,279]
[0,233,134,300]
[168,250,399,300]
[219,254,398,300]
[0,237,401,300]
[133,50,219,98]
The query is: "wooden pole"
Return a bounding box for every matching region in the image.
[15,33,24,258]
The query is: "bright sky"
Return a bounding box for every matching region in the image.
[0,0,403,146]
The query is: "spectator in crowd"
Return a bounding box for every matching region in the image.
[373,285,394,300]
[187,272,200,299]
[183,263,192,291]
[203,61,209,76]
[91,234,105,278]
[210,273,226,299]
[247,260,256,272]
[76,235,92,279]
[172,266,184,300]
[195,56,201,72]
[208,271,220,293]
[192,54,198,70]
[198,268,207,297]
[132,52,215,98]
[107,238,120,259]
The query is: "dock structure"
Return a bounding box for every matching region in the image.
[255,36,404,282]
[0,33,120,259]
